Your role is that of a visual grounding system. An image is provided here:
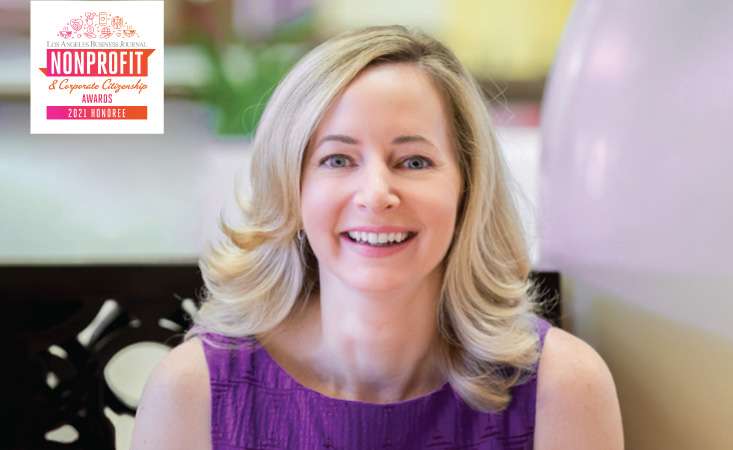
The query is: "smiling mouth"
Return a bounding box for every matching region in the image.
[340,231,418,247]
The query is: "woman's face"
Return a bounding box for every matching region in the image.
[301,62,463,293]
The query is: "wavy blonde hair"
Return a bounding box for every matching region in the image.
[187,25,546,413]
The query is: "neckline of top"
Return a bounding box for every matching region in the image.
[230,315,550,408]
[251,337,452,408]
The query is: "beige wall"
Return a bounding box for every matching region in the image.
[561,269,733,450]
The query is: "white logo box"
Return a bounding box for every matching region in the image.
[30,1,164,134]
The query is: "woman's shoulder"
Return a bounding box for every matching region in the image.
[130,337,211,450]
[534,327,624,450]
[147,336,211,391]
[163,336,211,380]
[536,327,615,394]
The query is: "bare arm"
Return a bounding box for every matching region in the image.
[534,328,624,450]
[130,337,211,450]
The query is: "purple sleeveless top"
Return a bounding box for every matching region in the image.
[201,316,552,450]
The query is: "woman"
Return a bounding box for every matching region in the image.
[132,25,623,450]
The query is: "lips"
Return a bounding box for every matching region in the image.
[340,231,418,244]
[340,231,417,257]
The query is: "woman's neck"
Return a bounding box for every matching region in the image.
[262,267,447,403]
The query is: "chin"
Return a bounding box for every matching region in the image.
[339,271,416,294]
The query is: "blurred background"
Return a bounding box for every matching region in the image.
[1,0,563,263]
[3,0,731,449]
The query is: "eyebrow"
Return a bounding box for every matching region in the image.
[315,134,436,149]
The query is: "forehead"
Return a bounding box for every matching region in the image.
[310,62,452,147]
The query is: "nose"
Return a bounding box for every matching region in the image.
[353,160,400,212]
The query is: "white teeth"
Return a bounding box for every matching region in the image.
[346,231,411,245]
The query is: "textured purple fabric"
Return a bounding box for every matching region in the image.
[202,316,552,450]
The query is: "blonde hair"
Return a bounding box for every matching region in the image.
[187,25,546,413]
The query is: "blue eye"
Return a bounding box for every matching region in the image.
[318,154,433,170]
[402,156,433,170]
[320,154,352,168]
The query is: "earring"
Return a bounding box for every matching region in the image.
[296,229,314,269]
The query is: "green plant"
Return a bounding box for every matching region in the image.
[192,15,313,136]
